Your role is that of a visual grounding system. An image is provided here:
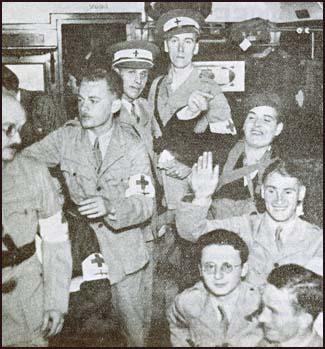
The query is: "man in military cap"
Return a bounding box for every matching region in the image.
[2,93,72,346]
[149,9,235,212]
[22,68,155,347]
[111,40,160,157]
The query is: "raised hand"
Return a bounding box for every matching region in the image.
[190,152,219,199]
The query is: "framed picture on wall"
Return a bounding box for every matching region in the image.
[193,61,245,92]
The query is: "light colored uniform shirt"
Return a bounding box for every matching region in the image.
[176,202,323,285]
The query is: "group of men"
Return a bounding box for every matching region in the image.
[2,8,323,348]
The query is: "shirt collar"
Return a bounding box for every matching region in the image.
[280,331,316,347]
[122,97,136,114]
[210,282,242,320]
[86,124,115,158]
[264,213,298,243]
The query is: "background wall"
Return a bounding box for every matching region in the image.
[2,2,145,23]
[3,2,322,24]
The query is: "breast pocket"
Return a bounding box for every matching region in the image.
[61,159,93,198]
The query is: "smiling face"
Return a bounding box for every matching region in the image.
[243,106,283,149]
[199,244,247,297]
[259,284,310,344]
[2,95,26,161]
[262,171,305,222]
[117,68,148,101]
[164,32,199,69]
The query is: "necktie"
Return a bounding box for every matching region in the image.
[93,137,102,171]
[131,101,140,124]
[217,304,230,346]
[275,226,283,251]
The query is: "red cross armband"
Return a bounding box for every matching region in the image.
[125,174,155,198]
[82,253,109,282]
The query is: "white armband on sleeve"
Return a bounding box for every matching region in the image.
[39,211,69,242]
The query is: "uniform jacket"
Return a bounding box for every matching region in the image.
[23,119,154,284]
[148,67,232,137]
[118,97,155,158]
[168,280,263,347]
[2,154,72,346]
[176,202,323,285]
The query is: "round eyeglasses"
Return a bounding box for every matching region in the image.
[202,262,242,275]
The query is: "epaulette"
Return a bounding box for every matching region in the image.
[63,118,80,127]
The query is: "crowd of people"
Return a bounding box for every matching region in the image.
[2,8,323,348]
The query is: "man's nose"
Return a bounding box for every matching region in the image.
[213,267,224,280]
[275,192,285,204]
[11,131,21,145]
[134,73,142,85]
[177,42,185,53]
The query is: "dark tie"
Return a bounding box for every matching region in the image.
[93,137,102,170]
[131,101,140,124]
[275,226,283,251]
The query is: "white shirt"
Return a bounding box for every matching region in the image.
[87,126,114,159]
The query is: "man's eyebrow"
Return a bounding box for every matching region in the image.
[265,185,276,189]
[263,114,276,119]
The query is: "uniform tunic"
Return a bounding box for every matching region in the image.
[2,154,71,346]
[23,119,155,346]
[148,67,234,209]
[176,202,323,286]
[168,280,263,347]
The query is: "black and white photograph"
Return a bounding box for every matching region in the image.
[2,2,323,347]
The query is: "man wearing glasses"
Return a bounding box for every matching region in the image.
[2,93,72,346]
[167,229,263,347]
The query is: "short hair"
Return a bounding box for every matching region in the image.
[80,68,123,99]
[2,65,19,93]
[244,92,283,123]
[267,264,323,319]
[262,159,304,186]
[196,229,249,265]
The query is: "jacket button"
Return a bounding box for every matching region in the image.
[73,172,76,176]
[274,263,280,268]
[97,186,101,191]
[24,209,28,215]
[98,223,103,228]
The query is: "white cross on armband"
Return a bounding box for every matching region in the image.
[125,173,155,198]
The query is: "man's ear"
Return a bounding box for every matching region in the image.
[111,99,121,113]
[164,40,169,53]
[113,67,120,75]
[275,122,284,136]
[298,185,306,202]
[261,185,265,199]
[241,262,249,278]
[193,42,199,55]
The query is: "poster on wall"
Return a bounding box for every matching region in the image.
[193,61,245,92]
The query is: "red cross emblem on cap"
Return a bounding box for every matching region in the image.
[174,18,181,26]
[133,50,139,57]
